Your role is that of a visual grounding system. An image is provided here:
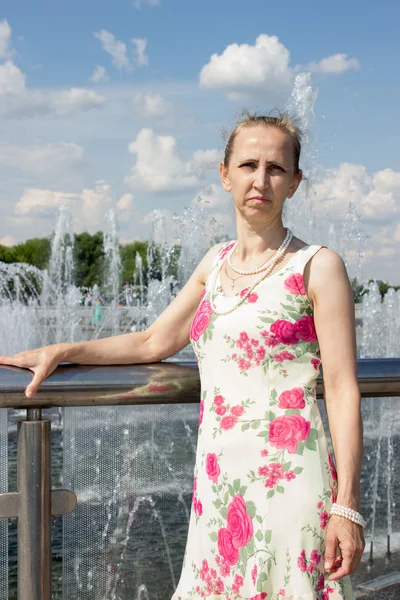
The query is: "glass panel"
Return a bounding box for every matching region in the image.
[62,404,198,600]
[62,397,400,599]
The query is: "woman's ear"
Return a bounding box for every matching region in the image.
[287,169,303,198]
[219,160,231,192]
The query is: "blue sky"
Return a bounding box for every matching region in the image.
[0,0,399,282]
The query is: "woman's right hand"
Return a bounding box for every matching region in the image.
[0,345,63,398]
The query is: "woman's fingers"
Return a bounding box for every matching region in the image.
[25,368,47,398]
[0,354,24,367]
[0,348,61,398]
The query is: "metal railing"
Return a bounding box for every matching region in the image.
[0,357,399,600]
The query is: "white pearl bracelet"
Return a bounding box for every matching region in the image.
[329,503,366,528]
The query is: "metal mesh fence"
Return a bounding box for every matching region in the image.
[62,404,199,600]
[0,409,8,600]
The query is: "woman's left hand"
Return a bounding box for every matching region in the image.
[324,515,365,581]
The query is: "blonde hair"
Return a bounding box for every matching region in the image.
[223,109,303,173]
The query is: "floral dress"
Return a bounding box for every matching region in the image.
[171,242,355,600]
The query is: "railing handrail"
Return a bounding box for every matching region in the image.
[0,357,399,408]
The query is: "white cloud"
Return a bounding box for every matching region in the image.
[132,38,148,67]
[0,234,15,247]
[0,60,25,94]
[0,60,106,118]
[377,246,396,258]
[191,183,229,209]
[199,34,293,102]
[89,65,109,83]
[311,163,400,222]
[124,128,219,192]
[134,0,160,8]
[94,29,131,71]
[14,182,132,232]
[117,193,135,211]
[0,142,86,177]
[15,188,77,216]
[0,20,12,60]
[133,92,168,117]
[306,53,360,74]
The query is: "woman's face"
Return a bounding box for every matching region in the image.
[219,125,302,224]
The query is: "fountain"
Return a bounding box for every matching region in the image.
[0,73,399,599]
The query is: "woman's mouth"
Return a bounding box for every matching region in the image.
[248,196,270,203]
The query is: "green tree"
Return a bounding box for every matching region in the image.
[350,277,368,304]
[73,232,105,288]
[119,240,149,286]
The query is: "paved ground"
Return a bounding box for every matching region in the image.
[351,549,400,598]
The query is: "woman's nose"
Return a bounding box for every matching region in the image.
[255,167,269,189]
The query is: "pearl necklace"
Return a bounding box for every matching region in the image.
[228,228,292,275]
[210,230,293,316]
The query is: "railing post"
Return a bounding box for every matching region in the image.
[17,408,52,600]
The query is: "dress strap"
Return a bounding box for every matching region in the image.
[292,244,327,276]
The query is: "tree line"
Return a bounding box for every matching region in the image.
[0,232,181,291]
[0,233,398,301]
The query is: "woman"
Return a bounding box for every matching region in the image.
[0,111,365,599]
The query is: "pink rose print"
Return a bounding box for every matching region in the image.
[226,494,254,548]
[317,573,325,591]
[214,395,224,406]
[249,594,268,600]
[217,528,239,566]
[295,315,317,342]
[230,405,245,417]
[269,414,311,454]
[205,453,221,483]
[260,449,269,457]
[215,405,226,416]
[278,387,306,409]
[278,590,285,596]
[310,549,322,564]
[322,589,335,600]
[190,300,213,342]
[199,399,204,426]
[261,330,281,347]
[232,574,244,594]
[239,288,249,297]
[220,415,238,430]
[270,319,298,345]
[248,292,258,303]
[238,358,252,371]
[297,549,307,572]
[219,242,237,261]
[319,510,329,529]
[251,564,257,585]
[328,454,338,481]
[317,501,324,510]
[284,273,307,295]
[331,487,337,503]
[311,357,321,370]
[215,578,224,594]
[196,500,203,516]
[239,331,249,344]
[274,350,295,363]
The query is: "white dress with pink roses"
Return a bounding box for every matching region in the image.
[171,242,355,600]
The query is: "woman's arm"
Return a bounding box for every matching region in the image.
[305,248,363,510]
[0,242,225,398]
[305,247,365,581]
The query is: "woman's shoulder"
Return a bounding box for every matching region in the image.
[304,244,348,302]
